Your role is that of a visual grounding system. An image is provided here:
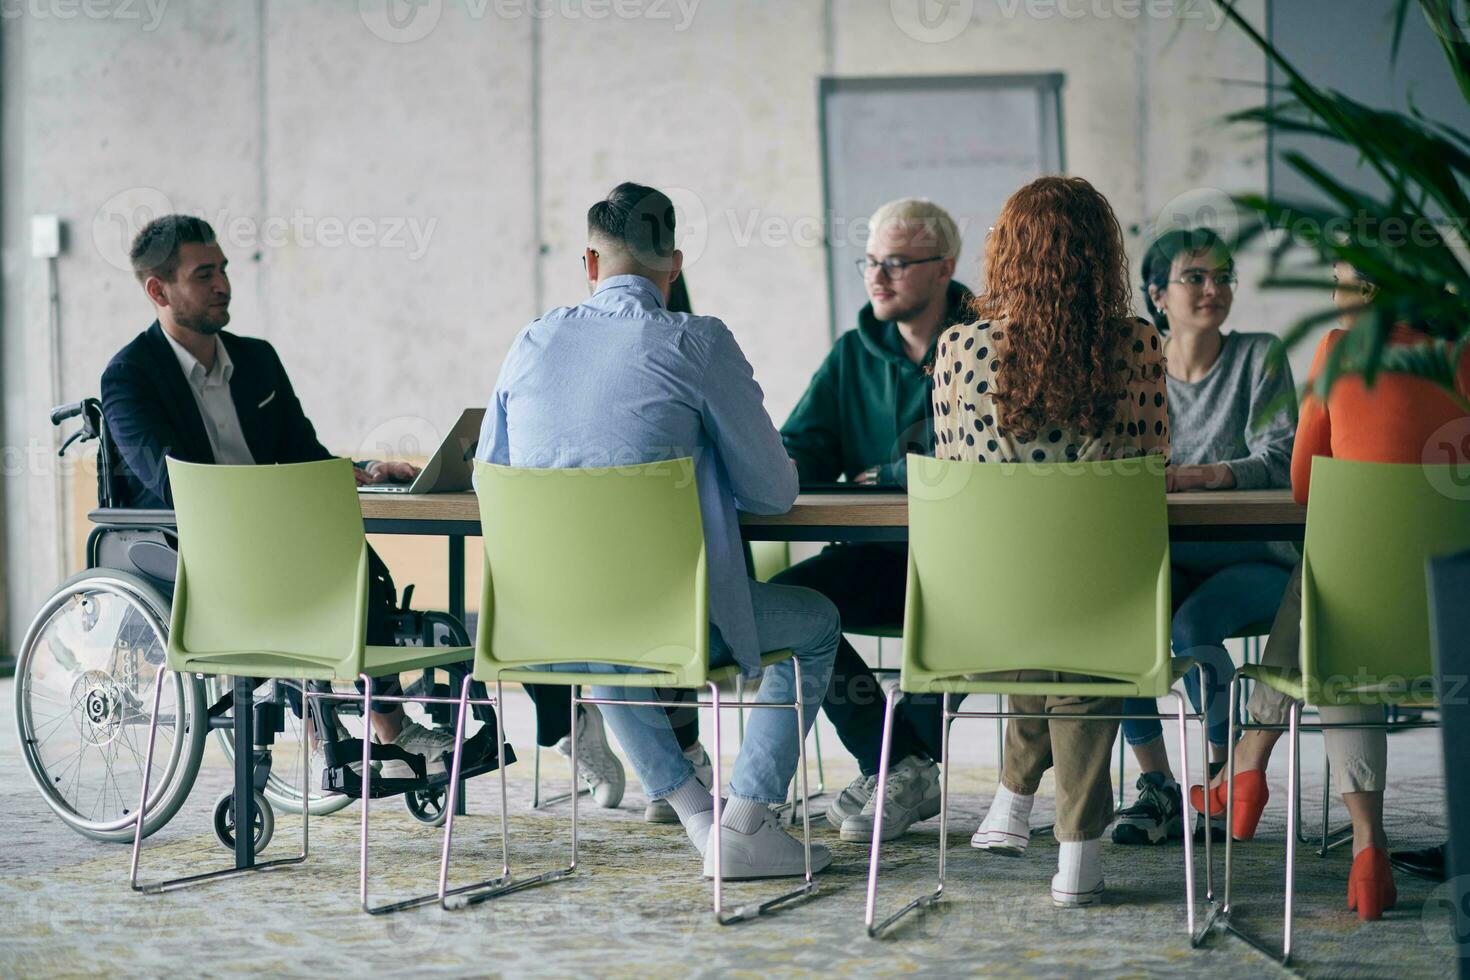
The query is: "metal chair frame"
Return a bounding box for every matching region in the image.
[438,660,826,925]
[865,662,1215,944]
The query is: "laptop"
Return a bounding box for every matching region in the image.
[357,408,485,494]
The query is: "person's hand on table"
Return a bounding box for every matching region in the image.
[1166,463,1236,493]
[853,466,882,485]
[357,460,420,486]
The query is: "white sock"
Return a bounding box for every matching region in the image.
[1055,839,1103,893]
[682,742,706,763]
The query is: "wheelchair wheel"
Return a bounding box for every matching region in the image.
[204,677,354,818]
[211,790,273,852]
[404,785,448,827]
[15,569,206,842]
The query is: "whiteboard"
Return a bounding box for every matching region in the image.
[819,74,1065,341]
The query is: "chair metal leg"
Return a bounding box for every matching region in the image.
[866,689,946,937]
[1117,732,1128,809]
[716,659,821,924]
[531,702,589,811]
[995,694,1004,773]
[1173,690,1198,942]
[443,677,574,909]
[130,671,308,893]
[1292,753,1352,855]
[1215,688,1300,965]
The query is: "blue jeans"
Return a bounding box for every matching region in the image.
[1122,558,1292,749]
[548,579,839,806]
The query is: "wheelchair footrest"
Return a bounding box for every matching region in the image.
[321,728,513,799]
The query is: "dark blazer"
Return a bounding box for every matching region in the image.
[101,321,334,509]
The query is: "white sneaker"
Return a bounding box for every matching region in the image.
[646,744,713,824]
[971,787,1034,856]
[556,705,625,808]
[701,806,832,880]
[840,756,941,842]
[684,808,715,856]
[389,719,455,778]
[824,773,877,829]
[1051,839,1105,907]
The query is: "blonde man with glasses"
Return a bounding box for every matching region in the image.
[776,198,972,843]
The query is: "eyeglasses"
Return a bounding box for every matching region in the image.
[856,255,945,280]
[1169,271,1238,290]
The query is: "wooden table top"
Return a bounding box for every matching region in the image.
[358,488,1305,529]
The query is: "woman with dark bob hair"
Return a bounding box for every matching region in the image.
[933,175,1167,906]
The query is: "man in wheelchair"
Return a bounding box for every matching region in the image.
[98,213,622,797]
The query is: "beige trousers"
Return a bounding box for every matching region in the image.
[1245,562,1387,794]
[992,671,1121,842]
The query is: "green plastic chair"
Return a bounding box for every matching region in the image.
[1216,458,1470,965]
[128,458,469,913]
[864,454,1212,941]
[436,459,824,924]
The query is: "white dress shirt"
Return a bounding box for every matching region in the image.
[163,330,256,465]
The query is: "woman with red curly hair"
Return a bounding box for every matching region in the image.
[932,176,1168,907]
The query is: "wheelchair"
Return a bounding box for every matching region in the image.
[14,398,498,851]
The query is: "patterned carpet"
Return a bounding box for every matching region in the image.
[1,680,1457,979]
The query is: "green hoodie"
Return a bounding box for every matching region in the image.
[781,280,973,486]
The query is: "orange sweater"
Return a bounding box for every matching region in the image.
[1291,326,1470,504]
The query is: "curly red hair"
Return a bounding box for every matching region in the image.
[972,176,1135,443]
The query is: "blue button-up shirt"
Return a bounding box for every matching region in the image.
[476,275,798,677]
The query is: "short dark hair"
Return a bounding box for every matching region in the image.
[1140,227,1232,330]
[587,182,676,264]
[130,214,217,285]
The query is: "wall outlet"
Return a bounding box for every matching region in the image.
[31,215,62,258]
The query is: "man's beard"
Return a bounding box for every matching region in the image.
[175,305,230,335]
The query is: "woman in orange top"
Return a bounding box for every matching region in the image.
[1192,261,1470,920]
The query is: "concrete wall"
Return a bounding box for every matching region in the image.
[3,0,1296,654]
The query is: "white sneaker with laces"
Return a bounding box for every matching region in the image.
[556,705,625,808]
[971,786,1034,856]
[840,756,941,842]
[824,773,877,829]
[646,744,713,823]
[389,719,455,778]
[701,806,832,880]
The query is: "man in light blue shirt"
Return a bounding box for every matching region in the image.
[478,182,838,879]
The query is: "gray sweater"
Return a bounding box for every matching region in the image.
[1167,330,1299,569]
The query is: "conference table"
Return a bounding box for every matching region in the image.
[359,488,1307,624]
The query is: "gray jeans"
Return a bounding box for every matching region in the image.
[1245,562,1387,794]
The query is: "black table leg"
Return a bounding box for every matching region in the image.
[448,535,468,816]
[232,675,256,869]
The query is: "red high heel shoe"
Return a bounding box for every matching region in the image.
[1189,770,1269,841]
[1347,848,1397,921]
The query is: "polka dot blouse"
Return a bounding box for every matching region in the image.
[932,317,1169,464]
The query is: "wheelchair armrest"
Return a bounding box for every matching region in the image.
[89,507,177,529]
